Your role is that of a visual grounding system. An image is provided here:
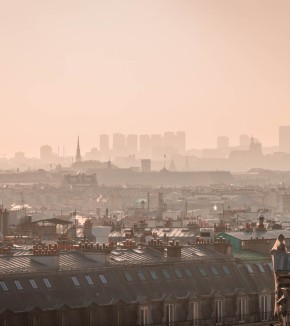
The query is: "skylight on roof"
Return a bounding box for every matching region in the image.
[175,269,183,278]
[150,271,158,280]
[257,264,265,273]
[71,276,80,287]
[124,271,133,282]
[85,275,94,285]
[137,272,146,281]
[99,274,107,284]
[246,264,254,274]
[43,278,52,289]
[14,280,23,291]
[162,269,171,279]
[222,265,231,275]
[29,279,38,289]
[198,267,207,277]
[210,266,219,276]
[267,262,274,272]
[133,249,144,254]
[184,269,193,277]
[111,250,121,256]
[0,281,8,291]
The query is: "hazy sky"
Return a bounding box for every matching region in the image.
[1,0,290,157]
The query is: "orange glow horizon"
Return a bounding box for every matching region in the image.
[1,0,290,157]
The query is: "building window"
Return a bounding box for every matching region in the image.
[85,275,94,285]
[43,278,52,288]
[2,318,11,326]
[165,304,174,325]
[140,306,149,326]
[137,271,146,281]
[124,271,133,282]
[60,313,68,326]
[14,280,23,290]
[99,274,107,284]
[29,279,38,289]
[87,310,95,326]
[190,301,199,326]
[215,299,223,325]
[0,281,8,292]
[31,315,40,326]
[261,294,271,321]
[238,297,247,322]
[71,276,80,287]
[150,271,158,280]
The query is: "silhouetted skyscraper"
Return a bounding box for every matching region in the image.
[126,134,138,155]
[279,126,290,153]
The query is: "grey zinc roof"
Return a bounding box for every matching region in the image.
[0,259,274,313]
[220,229,290,241]
[0,242,275,314]
[109,227,196,240]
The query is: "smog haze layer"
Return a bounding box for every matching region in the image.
[1,0,290,156]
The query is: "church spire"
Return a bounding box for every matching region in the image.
[76,135,81,162]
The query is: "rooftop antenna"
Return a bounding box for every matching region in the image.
[20,192,26,216]
[147,192,150,212]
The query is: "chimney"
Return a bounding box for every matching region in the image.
[214,238,232,256]
[80,242,113,264]
[166,240,182,258]
[31,244,59,269]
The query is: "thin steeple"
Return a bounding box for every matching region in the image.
[76,135,81,162]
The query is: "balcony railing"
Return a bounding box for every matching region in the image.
[138,312,274,326]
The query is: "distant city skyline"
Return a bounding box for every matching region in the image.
[1,0,290,157]
[4,127,288,159]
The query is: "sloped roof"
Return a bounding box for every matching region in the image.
[220,229,290,241]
